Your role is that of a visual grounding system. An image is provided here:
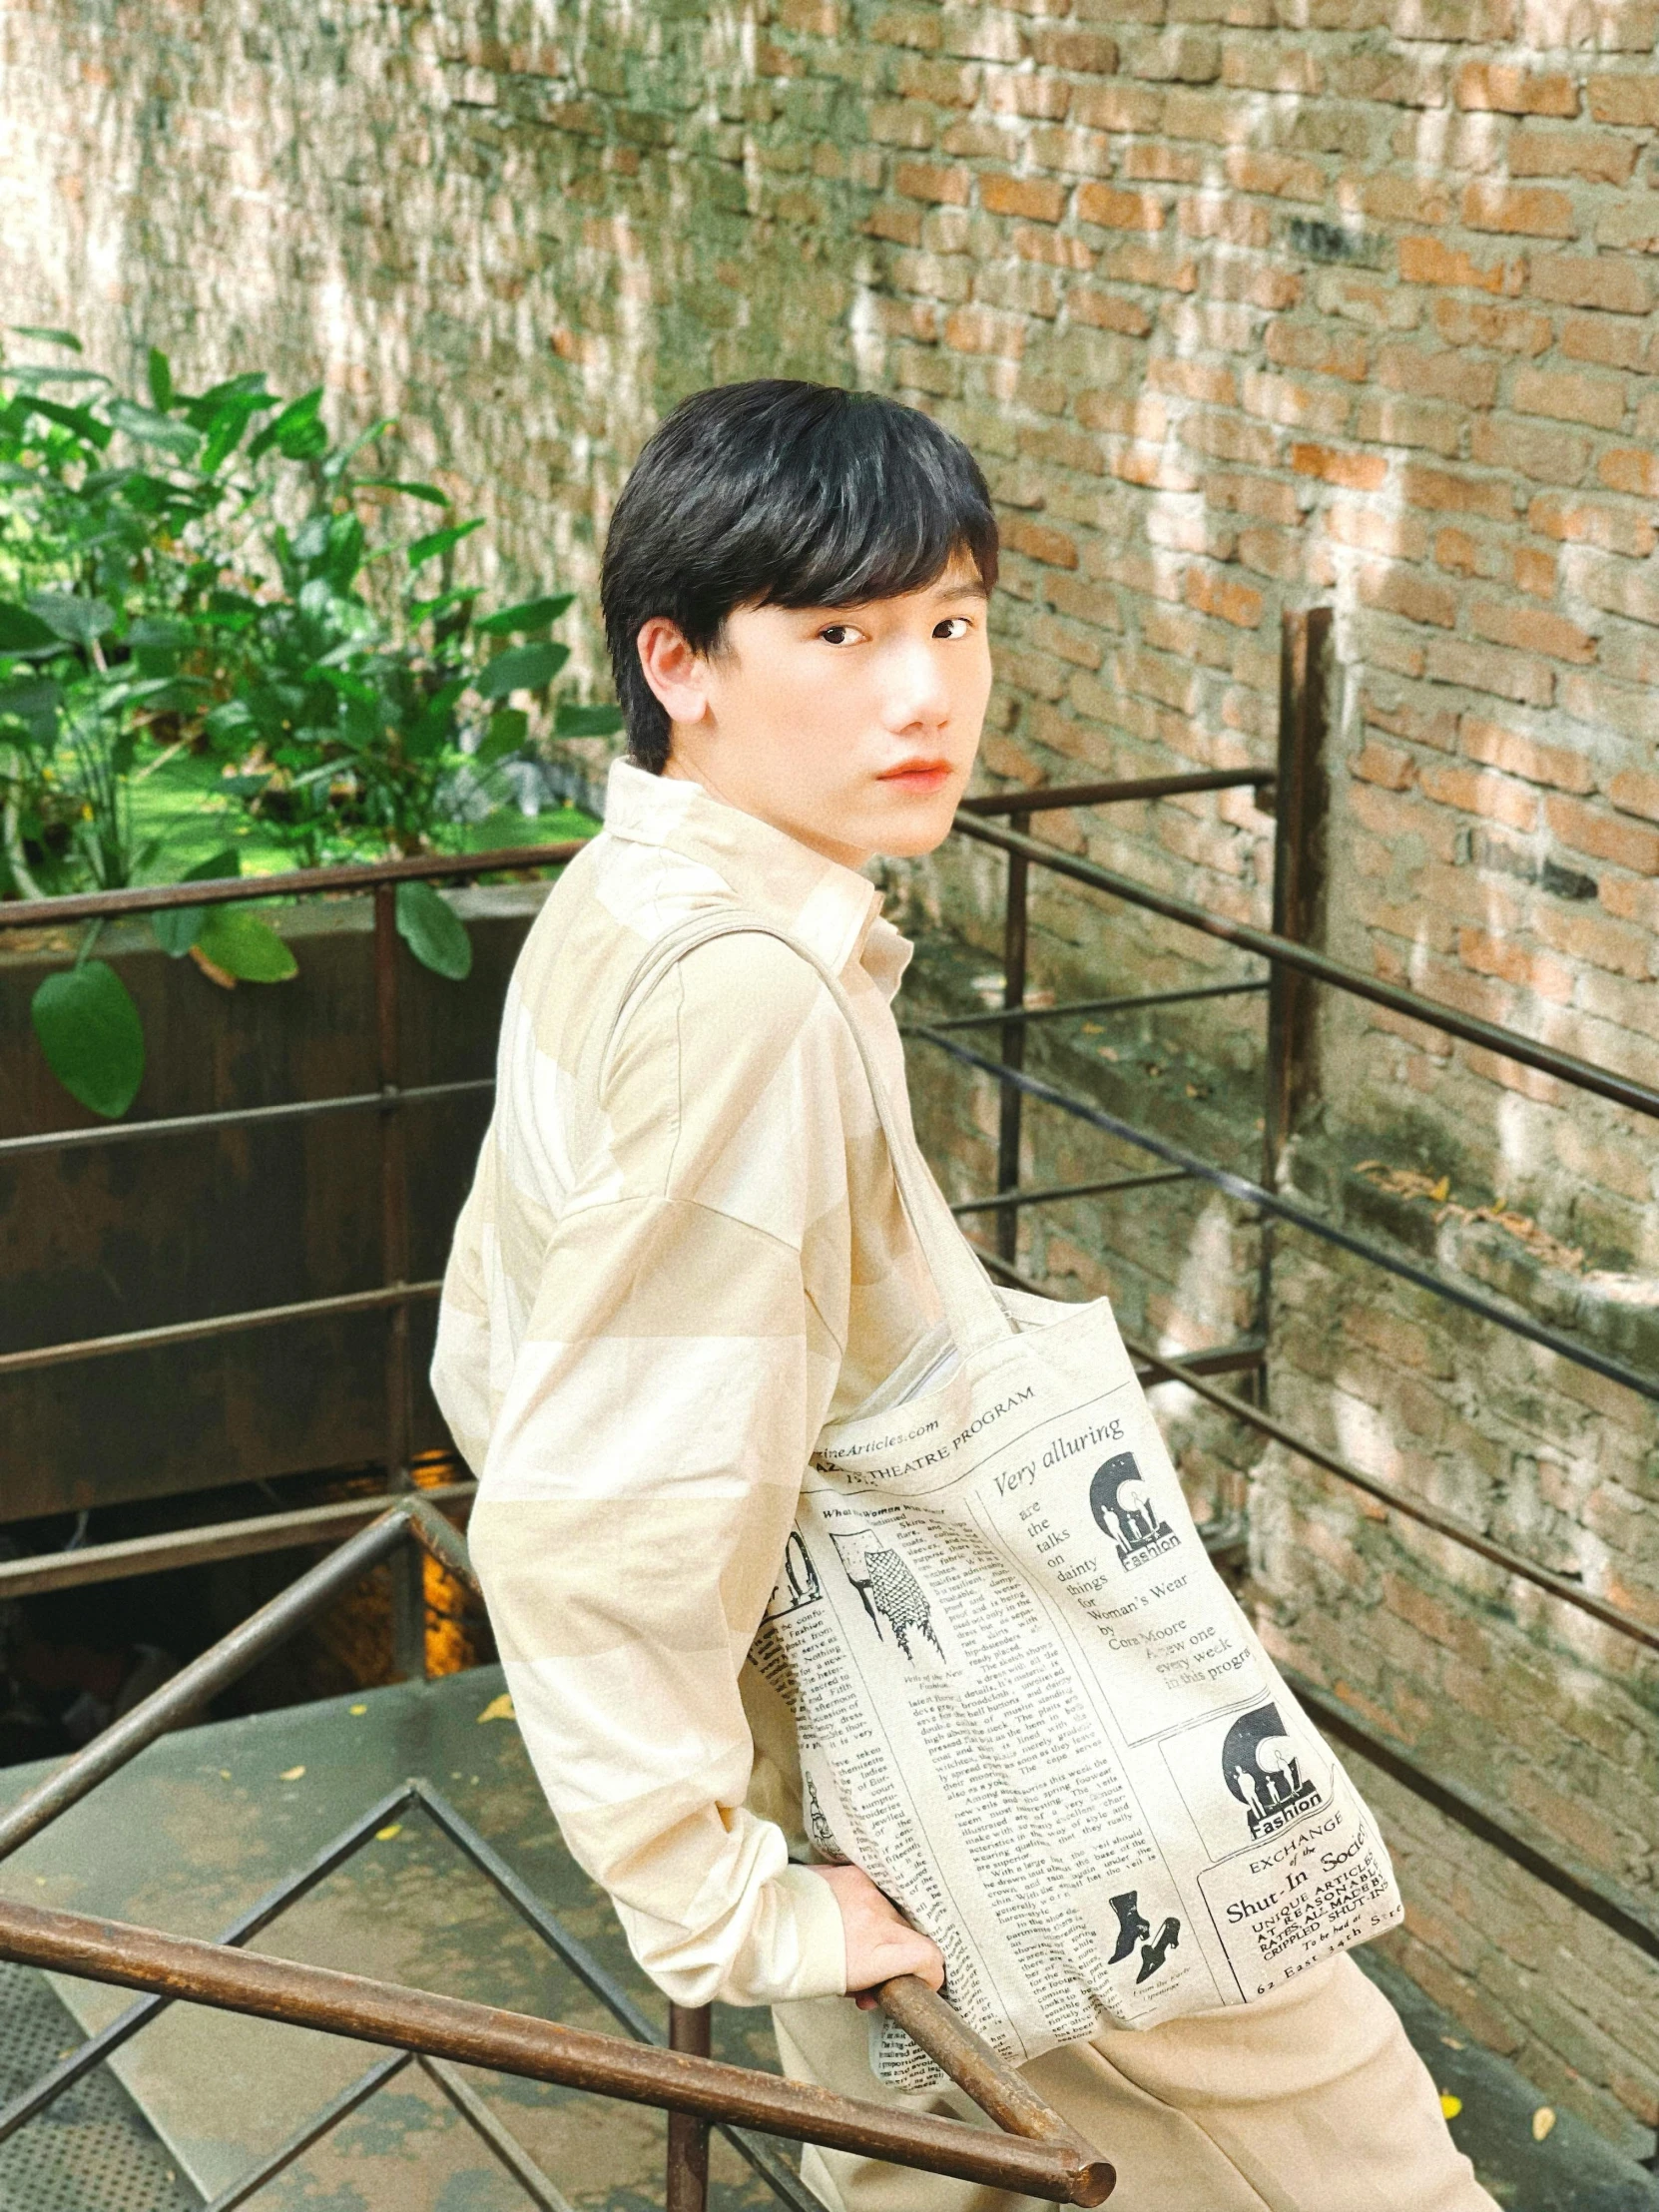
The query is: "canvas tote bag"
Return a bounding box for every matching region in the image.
[607,908,1402,2088]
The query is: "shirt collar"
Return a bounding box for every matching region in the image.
[599,756,914,1001]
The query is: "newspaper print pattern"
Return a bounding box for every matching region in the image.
[754,1282,1403,2090]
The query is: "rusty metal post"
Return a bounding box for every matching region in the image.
[666,2002,713,2212]
[996,847,1029,1267]
[374,882,424,1680]
[1256,607,1332,1410]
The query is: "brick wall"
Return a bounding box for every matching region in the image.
[2,0,1656,2154]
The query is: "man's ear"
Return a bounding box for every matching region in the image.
[636,617,711,728]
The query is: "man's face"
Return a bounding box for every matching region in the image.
[643,555,993,869]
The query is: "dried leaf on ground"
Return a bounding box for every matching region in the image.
[1354,1162,1587,1276]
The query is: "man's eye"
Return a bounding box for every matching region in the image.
[819,624,859,645]
[934,616,972,640]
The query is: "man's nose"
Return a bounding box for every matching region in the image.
[879,636,951,730]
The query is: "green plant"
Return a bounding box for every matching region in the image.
[0,328,616,1117]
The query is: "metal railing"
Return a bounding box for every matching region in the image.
[3,609,1656,2169]
[904,607,1659,1980]
[0,1497,1116,2210]
[0,837,583,1670]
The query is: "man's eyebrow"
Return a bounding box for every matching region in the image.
[931,579,991,602]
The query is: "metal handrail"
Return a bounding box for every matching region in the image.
[0,1900,1111,2204]
[4,619,1653,2115]
[952,808,1659,1124]
[904,608,1659,2018]
[0,839,586,929]
[0,1504,444,1860]
[0,1074,494,1161]
[924,1022,1658,1410]
[969,1234,1657,1656]
[0,1498,1118,2209]
[0,1480,476,1599]
[907,977,1270,1036]
[957,767,1275,815]
[0,1280,443,1378]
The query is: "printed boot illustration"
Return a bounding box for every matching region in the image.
[1107,1892,1152,1965]
[1137,1917,1181,1984]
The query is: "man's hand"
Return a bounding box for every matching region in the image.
[806,1862,946,2011]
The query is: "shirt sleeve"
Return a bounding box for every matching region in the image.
[463,932,859,2007]
[430,1173,495,1479]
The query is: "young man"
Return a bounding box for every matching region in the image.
[432,381,1495,2212]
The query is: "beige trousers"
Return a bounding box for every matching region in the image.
[773,1955,1499,2212]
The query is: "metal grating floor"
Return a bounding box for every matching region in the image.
[0,1960,201,2212]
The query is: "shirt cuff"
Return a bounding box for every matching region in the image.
[765,1863,848,2003]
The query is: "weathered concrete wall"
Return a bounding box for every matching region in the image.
[2,0,1657,2152]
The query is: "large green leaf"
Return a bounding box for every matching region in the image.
[200,395,261,474]
[204,697,260,748]
[19,395,111,450]
[197,906,298,982]
[407,587,475,633]
[28,591,115,647]
[310,664,378,706]
[0,603,60,655]
[395,879,471,981]
[7,364,108,388]
[0,674,62,745]
[32,961,145,1118]
[118,469,188,518]
[278,416,329,461]
[106,396,201,461]
[476,708,528,766]
[249,386,324,463]
[151,904,204,957]
[128,615,192,677]
[408,518,484,570]
[147,346,174,411]
[408,677,467,758]
[554,700,625,737]
[475,641,568,701]
[474,593,575,637]
[150,848,242,958]
[151,909,201,958]
[194,371,275,414]
[321,510,366,590]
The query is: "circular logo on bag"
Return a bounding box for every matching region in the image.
[1221,1703,1325,1841]
[1087,1450,1180,1571]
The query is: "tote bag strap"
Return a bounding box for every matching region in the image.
[599,908,1017,1363]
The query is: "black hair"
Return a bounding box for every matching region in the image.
[600,381,999,773]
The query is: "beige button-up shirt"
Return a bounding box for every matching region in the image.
[432,755,945,2006]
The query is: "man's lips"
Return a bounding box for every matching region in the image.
[877,761,953,789]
